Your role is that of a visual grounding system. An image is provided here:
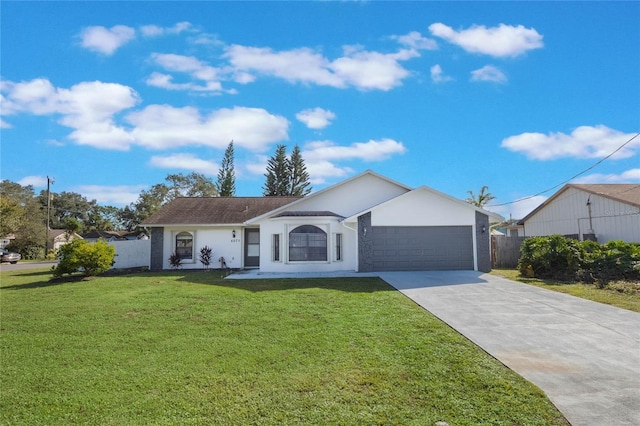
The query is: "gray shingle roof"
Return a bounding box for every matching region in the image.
[141,197,300,226]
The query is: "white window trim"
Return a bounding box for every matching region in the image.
[272,233,282,263]
[174,230,196,264]
[333,232,343,262]
[285,223,330,264]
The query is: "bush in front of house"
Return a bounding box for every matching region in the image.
[518,235,584,281]
[169,252,182,269]
[53,239,116,278]
[518,235,640,283]
[199,245,213,270]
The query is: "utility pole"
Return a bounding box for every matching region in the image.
[46,176,54,254]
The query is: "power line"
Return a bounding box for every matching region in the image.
[488,132,640,207]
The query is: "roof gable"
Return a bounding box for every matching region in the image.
[519,184,640,223]
[141,196,300,226]
[246,170,411,223]
[345,185,504,223]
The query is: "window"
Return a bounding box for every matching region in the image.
[289,225,327,261]
[175,232,193,260]
[272,234,281,262]
[335,233,343,261]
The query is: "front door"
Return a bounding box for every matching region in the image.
[244,228,260,267]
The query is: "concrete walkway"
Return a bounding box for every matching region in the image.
[378,270,640,426]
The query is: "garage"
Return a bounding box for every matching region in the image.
[370,226,474,271]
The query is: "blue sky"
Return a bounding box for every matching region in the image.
[1,1,639,220]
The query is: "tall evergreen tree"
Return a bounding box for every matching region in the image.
[289,145,312,196]
[216,141,236,196]
[263,144,291,196]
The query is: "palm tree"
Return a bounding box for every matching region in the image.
[465,186,495,208]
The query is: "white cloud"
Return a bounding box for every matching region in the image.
[149,154,219,175]
[573,168,640,184]
[226,45,344,87]
[491,195,548,221]
[305,161,354,185]
[471,65,507,83]
[391,31,438,50]
[148,53,224,93]
[430,64,453,83]
[296,108,336,129]
[1,78,140,150]
[73,184,147,206]
[80,25,136,55]
[17,175,48,187]
[225,44,417,91]
[303,138,407,162]
[1,78,288,152]
[330,47,417,91]
[501,125,640,160]
[127,105,289,151]
[429,23,543,57]
[146,72,223,92]
[141,22,192,37]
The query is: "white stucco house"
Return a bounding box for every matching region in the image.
[142,170,503,273]
[518,184,640,243]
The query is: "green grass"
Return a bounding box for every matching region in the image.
[491,269,640,313]
[1,268,568,425]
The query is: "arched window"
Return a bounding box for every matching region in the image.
[289,225,327,261]
[175,232,193,260]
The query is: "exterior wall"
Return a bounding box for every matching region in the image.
[475,211,491,272]
[370,188,477,226]
[257,216,357,273]
[287,173,409,218]
[523,188,640,243]
[111,239,150,269]
[159,226,243,270]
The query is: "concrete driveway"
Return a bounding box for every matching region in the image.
[379,270,640,426]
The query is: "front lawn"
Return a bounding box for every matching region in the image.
[1,268,568,425]
[491,269,640,313]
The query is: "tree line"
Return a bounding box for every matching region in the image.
[0,142,311,258]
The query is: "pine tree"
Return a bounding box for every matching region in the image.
[289,145,312,196]
[216,141,236,196]
[263,144,290,196]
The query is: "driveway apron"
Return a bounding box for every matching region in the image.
[379,270,640,426]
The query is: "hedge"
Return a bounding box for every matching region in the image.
[518,235,640,282]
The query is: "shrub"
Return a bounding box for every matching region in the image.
[169,252,182,269]
[585,240,640,283]
[199,245,213,270]
[6,240,44,260]
[519,236,640,283]
[518,235,584,281]
[53,239,116,278]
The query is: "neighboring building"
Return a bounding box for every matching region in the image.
[82,230,148,242]
[0,234,16,249]
[49,229,83,250]
[518,184,640,243]
[142,170,503,273]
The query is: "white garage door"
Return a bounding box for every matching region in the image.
[370,226,473,271]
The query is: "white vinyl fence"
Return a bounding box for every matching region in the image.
[111,240,150,270]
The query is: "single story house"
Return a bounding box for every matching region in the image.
[49,229,82,250]
[142,170,503,273]
[518,184,640,243]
